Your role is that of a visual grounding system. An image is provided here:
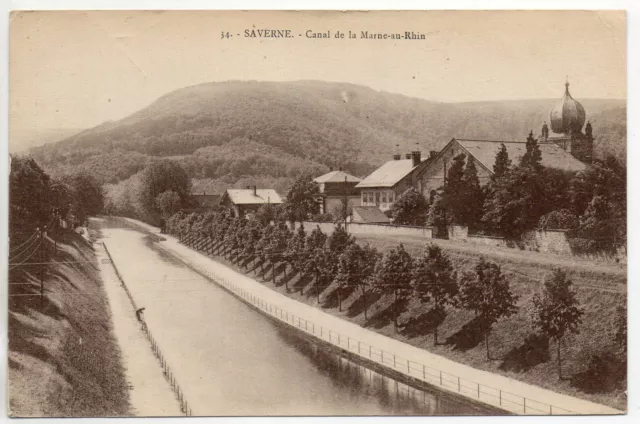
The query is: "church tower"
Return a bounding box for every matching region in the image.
[541,80,593,163]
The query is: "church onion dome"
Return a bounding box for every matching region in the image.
[549,81,586,135]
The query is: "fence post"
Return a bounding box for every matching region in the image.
[458,376,460,392]
[477,383,480,398]
[369,345,372,358]
[499,390,502,406]
[524,398,526,414]
[423,365,426,380]
[393,354,396,368]
[407,360,410,373]
[440,371,442,386]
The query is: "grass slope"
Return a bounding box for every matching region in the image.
[183,231,626,411]
[8,228,131,417]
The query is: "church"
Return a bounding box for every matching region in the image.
[415,80,593,204]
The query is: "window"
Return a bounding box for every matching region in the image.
[375,192,380,204]
[362,192,366,204]
[381,192,387,205]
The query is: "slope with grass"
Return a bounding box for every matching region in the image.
[7,228,131,417]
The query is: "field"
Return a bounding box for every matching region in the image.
[7,228,131,417]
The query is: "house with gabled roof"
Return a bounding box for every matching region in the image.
[355,151,434,212]
[313,169,362,215]
[220,186,282,218]
[416,138,588,203]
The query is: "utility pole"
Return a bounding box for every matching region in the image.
[343,175,348,232]
[39,227,44,308]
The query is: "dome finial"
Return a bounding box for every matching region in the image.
[565,75,570,94]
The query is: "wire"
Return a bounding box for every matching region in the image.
[8,241,42,270]
[9,231,38,253]
[8,236,41,263]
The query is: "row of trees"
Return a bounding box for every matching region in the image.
[163,209,622,378]
[10,155,104,243]
[388,133,626,252]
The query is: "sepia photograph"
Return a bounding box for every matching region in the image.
[6,8,628,418]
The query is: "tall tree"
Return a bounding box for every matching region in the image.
[457,258,519,359]
[284,173,320,223]
[460,156,484,228]
[285,224,307,290]
[9,156,52,240]
[492,143,512,180]
[326,224,354,256]
[371,244,413,332]
[532,269,583,379]
[139,160,191,222]
[412,244,458,345]
[155,190,182,219]
[389,187,429,226]
[520,131,543,172]
[333,243,379,315]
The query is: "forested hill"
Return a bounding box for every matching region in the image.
[29,80,626,187]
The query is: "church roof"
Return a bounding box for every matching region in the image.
[313,170,362,184]
[455,139,587,173]
[356,158,426,188]
[549,81,586,135]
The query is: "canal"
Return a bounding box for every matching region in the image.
[97,219,493,416]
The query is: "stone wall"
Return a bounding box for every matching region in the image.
[520,229,573,255]
[447,225,468,240]
[347,222,434,239]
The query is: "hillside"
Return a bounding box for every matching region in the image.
[8,228,130,417]
[29,80,626,187]
[10,127,84,153]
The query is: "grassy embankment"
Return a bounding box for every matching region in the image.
[179,229,626,411]
[8,227,131,417]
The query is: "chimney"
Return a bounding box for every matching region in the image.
[246,185,251,189]
[339,166,343,171]
[203,191,206,196]
[393,143,401,160]
[329,166,333,171]
[429,150,438,159]
[411,151,421,167]
[405,153,412,160]
[253,185,257,196]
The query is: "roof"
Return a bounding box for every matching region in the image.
[455,139,587,173]
[313,170,362,184]
[352,206,389,223]
[222,189,282,205]
[356,159,426,188]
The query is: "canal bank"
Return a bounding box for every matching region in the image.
[119,216,622,416]
[94,238,182,416]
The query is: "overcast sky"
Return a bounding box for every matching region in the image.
[10,10,626,139]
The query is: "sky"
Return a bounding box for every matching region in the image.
[9,10,626,144]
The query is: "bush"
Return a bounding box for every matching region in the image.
[538,209,578,230]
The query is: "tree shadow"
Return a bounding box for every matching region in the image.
[570,351,627,394]
[293,274,313,295]
[346,290,382,318]
[400,307,446,339]
[444,315,490,352]
[499,333,550,373]
[322,285,357,310]
[364,297,410,330]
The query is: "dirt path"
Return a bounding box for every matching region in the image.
[95,242,182,417]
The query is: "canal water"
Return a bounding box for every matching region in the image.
[97,219,491,416]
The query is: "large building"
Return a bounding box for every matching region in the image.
[355,151,434,212]
[313,169,362,215]
[358,81,594,211]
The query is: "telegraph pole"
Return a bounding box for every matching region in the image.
[39,227,44,308]
[343,175,348,232]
